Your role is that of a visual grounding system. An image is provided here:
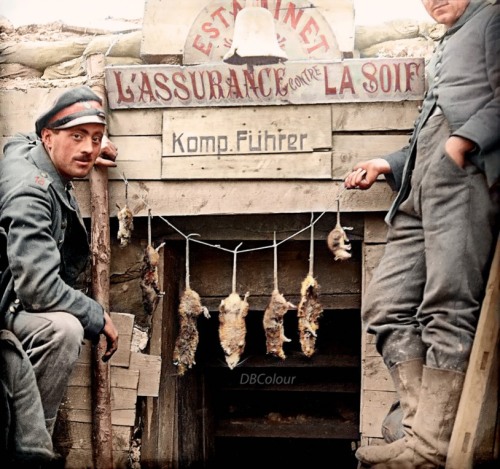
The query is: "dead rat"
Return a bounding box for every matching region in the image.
[218,291,250,370]
[327,199,352,261]
[263,289,295,360]
[173,287,210,376]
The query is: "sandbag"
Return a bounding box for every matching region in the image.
[83,31,142,58]
[360,37,435,60]
[0,63,42,80]
[355,20,420,51]
[105,56,144,66]
[42,56,85,80]
[0,38,91,71]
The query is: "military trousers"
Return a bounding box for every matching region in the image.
[3,310,84,434]
[363,114,499,372]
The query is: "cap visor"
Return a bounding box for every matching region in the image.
[52,115,106,129]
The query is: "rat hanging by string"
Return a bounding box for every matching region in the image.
[116,173,134,248]
[218,243,250,370]
[173,234,210,376]
[140,209,165,317]
[326,176,358,261]
[298,214,324,358]
[263,232,295,360]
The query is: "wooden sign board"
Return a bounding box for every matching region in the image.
[162,105,331,156]
[105,58,425,109]
[183,0,341,64]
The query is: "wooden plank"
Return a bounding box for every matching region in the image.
[162,106,332,156]
[129,352,162,397]
[153,213,364,242]
[141,245,181,465]
[446,236,500,469]
[365,342,382,358]
[64,449,129,469]
[363,356,394,392]
[187,240,361,300]
[0,88,70,138]
[110,367,140,390]
[105,59,425,109]
[108,109,163,136]
[360,390,397,438]
[364,213,389,244]
[141,0,204,58]
[105,136,162,181]
[60,422,131,451]
[331,101,418,131]
[332,134,411,179]
[64,386,91,411]
[207,352,359,369]
[62,19,141,35]
[68,361,91,387]
[161,152,332,180]
[68,362,140,389]
[363,244,386,292]
[314,0,355,52]
[74,180,396,217]
[65,408,136,427]
[63,378,138,426]
[359,225,386,442]
[216,417,359,439]
[109,312,135,367]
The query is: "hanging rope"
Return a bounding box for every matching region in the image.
[185,233,200,290]
[273,231,278,291]
[121,180,351,256]
[308,212,315,277]
[232,242,243,293]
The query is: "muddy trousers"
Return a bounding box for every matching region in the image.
[3,310,84,435]
[363,114,499,373]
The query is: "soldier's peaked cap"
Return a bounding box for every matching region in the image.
[35,86,106,137]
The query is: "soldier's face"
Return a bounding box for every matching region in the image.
[422,0,470,27]
[41,124,104,180]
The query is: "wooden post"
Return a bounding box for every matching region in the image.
[87,54,114,469]
[446,235,500,469]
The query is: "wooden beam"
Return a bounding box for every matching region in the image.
[74,180,395,218]
[87,54,114,469]
[446,235,500,469]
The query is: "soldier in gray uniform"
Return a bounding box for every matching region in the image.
[0,86,120,450]
[344,1,500,468]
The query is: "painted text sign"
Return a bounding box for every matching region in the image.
[105,58,425,109]
[162,106,332,156]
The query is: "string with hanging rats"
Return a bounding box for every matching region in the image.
[119,173,354,259]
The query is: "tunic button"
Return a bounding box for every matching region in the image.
[9,306,15,313]
[14,298,20,304]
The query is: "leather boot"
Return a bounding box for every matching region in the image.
[355,358,423,465]
[371,366,465,469]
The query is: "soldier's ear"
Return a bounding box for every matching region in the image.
[40,128,55,149]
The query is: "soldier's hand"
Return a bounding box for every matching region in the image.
[101,311,119,362]
[95,135,118,168]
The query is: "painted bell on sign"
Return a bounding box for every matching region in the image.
[223,1,288,66]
